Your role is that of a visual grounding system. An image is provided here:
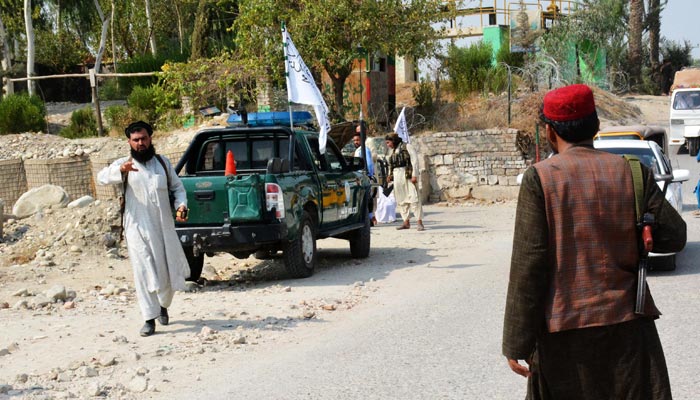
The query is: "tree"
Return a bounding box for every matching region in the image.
[646,0,665,93]
[144,0,156,56]
[0,14,14,96]
[23,0,34,95]
[627,0,644,90]
[233,0,444,119]
[190,0,211,60]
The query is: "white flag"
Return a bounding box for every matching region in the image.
[394,107,410,144]
[282,26,331,153]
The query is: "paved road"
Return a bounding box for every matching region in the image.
[160,140,700,399]
[169,186,699,399]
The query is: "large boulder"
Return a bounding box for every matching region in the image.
[12,185,69,219]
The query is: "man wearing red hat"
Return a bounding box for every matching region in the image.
[502,84,686,399]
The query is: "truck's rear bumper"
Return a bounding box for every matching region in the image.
[175,222,288,253]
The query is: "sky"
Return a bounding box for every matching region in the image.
[660,0,700,59]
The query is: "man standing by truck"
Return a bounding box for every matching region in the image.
[353,124,376,226]
[97,121,190,337]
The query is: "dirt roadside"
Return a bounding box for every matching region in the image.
[0,95,672,398]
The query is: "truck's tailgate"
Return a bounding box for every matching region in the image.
[182,174,264,225]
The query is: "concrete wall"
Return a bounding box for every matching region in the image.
[410,129,527,202]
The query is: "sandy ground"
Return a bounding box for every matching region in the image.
[0,95,678,398]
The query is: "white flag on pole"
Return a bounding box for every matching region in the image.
[394,106,410,144]
[282,26,331,153]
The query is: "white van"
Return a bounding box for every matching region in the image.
[669,87,700,156]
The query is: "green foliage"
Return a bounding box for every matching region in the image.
[35,30,88,73]
[59,108,97,139]
[540,0,628,83]
[496,38,525,69]
[104,105,139,135]
[445,42,495,98]
[413,79,435,117]
[98,79,126,101]
[233,0,445,118]
[661,39,693,70]
[117,52,188,93]
[0,94,46,134]
[157,53,254,113]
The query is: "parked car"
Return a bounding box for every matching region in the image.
[516,139,688,270]
[595,125,668,154]
[594,139,689,270]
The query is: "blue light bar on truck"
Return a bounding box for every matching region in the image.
[227,111,314,127]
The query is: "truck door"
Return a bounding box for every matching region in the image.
[325,140,364,226]
[308,138,340,227]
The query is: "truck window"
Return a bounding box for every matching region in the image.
[197,136,308,173]
[673,91,700,110]
[307,137,345,173]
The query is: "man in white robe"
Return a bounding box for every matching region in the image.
[97,121,190,337]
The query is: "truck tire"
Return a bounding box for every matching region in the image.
[349,208,371,258]
[184,247,204,281]
[282,211,317,278]
[689,137,699,157]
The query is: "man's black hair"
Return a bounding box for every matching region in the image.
[124,121,154,138]
[539,107,599,143]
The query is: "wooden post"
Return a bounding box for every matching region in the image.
[89,69,104,136]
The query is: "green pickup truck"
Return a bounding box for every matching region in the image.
[173,124,372,280]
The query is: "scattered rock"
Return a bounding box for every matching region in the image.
[128,376,148,393]
[97,355,116,367]
[302,311,316,319]
[63,301,75,309]
[46,285,67,301]
[12,185,70,219]
[67,196,94,208]
[232,335,246,345]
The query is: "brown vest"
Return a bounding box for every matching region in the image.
[534,146,659,333]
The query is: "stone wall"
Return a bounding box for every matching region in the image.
[410,129,527,202]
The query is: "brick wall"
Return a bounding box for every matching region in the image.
[410,129,528,202]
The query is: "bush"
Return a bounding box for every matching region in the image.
[103,105,150,136]
[127,86,157,113]
[59,107,97,139]
[0,93,46,134]
[445,42,494,99]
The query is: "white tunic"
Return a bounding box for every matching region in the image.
[97,155,189,319]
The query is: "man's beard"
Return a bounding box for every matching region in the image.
[131,144,156,163]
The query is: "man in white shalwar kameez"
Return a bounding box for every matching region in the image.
[97,121,190,337]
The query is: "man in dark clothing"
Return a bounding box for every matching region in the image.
[502,84,686,400]
[660,59,673,95]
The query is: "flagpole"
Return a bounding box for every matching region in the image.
[358,47,367,175]
[282,23,295,170]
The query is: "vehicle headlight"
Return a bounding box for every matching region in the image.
[670,119,684,125]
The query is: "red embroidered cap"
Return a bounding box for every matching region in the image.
[542,84,596,122]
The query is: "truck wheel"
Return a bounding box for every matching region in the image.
[349,209,371,258]
[689,138,699,157]
[283,211,316,278]
[183,247,204,281]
